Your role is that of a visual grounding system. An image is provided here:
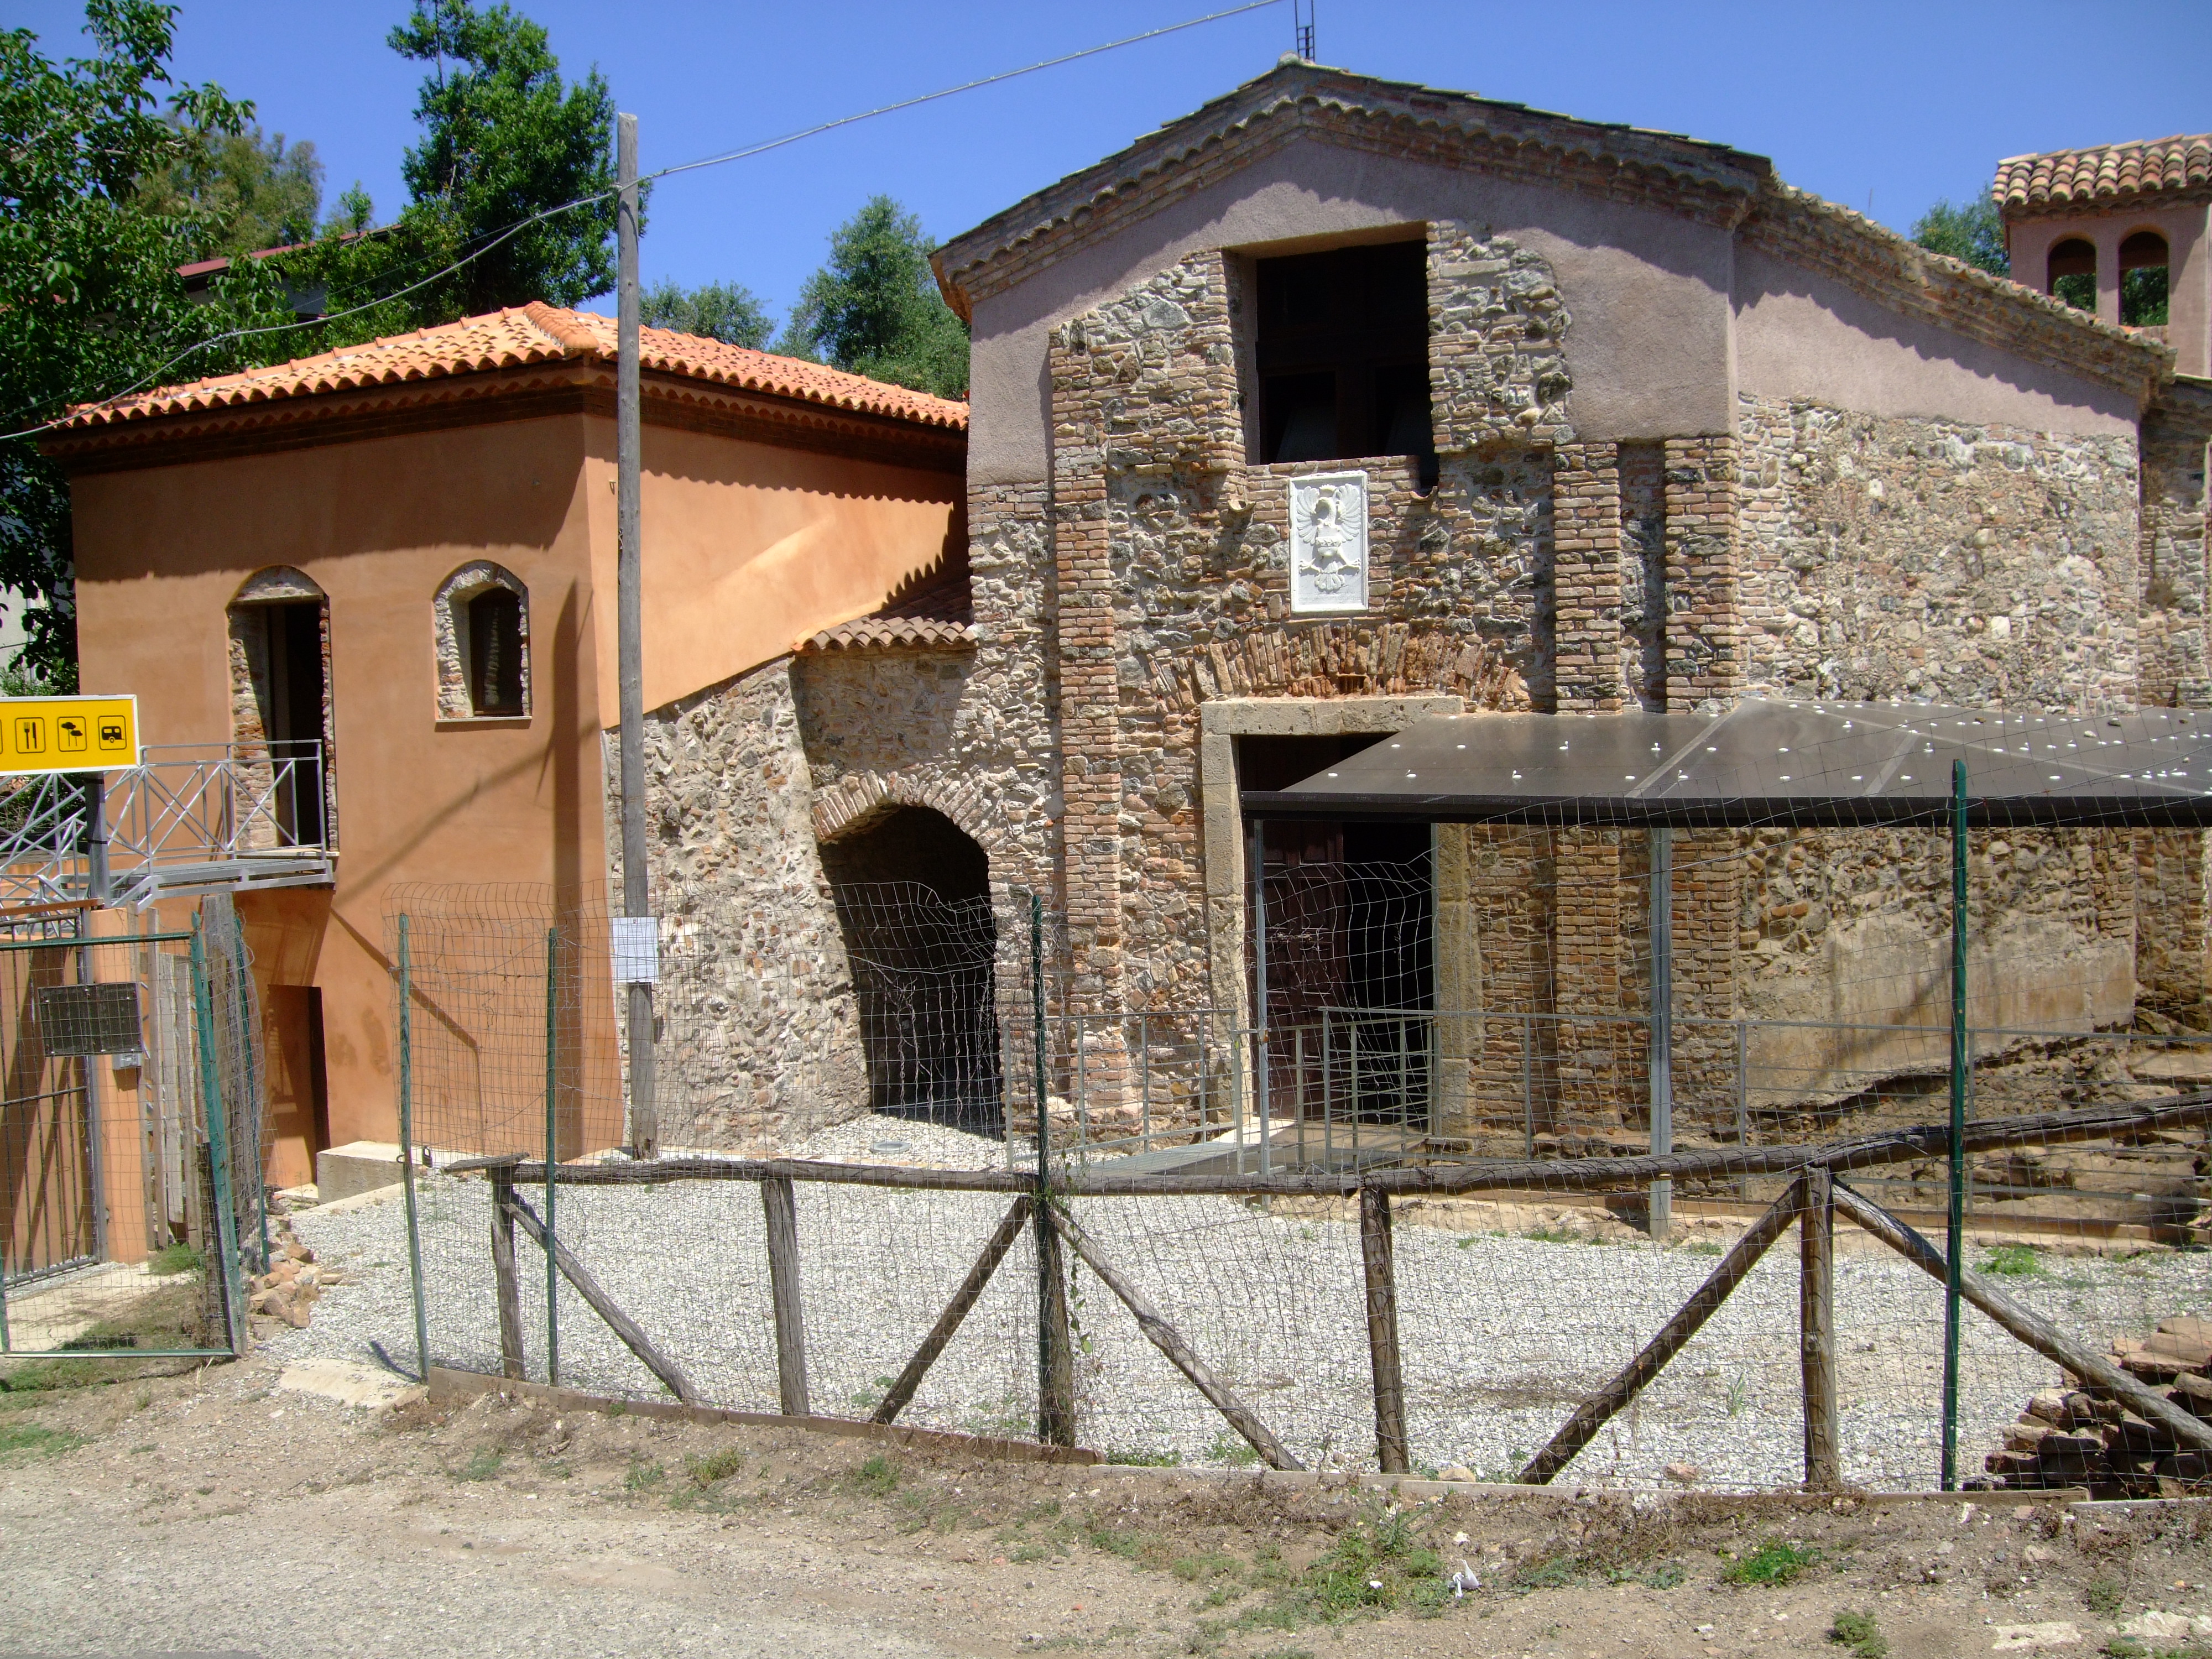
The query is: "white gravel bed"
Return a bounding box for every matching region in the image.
[268,1124,2212,1492]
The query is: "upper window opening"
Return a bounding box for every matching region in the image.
[467,588,525,716]
[2048,237,2097,311]
[434,562,530,721]
[2120,229,2171,328]
[1251,241,1433,478]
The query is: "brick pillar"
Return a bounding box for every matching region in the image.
[1663,435,1743,710]
[1550,828,1624,1146]
[1552,442,1623,713]
[1671,828,1744,1139]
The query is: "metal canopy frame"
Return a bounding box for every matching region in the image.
[1240,697,2212,828]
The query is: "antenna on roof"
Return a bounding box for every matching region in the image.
[1293,0,1314,60]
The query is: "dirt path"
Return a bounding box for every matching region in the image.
[3,1354,2210,1658]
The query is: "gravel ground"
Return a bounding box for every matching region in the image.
[269,1116,2212,1492]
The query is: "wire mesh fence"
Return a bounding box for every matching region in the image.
[0,905,262,1364]
[373,767,2212,1498]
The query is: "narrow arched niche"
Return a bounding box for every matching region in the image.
[432,561,531,720]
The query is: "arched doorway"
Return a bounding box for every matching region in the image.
[819,806,1003,1134]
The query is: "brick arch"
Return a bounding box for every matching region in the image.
[232,565,324,605]
[811,770,1007,861]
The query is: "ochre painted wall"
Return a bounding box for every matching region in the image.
[70,403,959,1169]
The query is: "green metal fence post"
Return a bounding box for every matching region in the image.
[398,915,430,1383]
[1942,758,1969,1490]
[544,924,560,1387]
[1030,891,1074,1447]
[189,923,247,1356]
[227,920,272,1275]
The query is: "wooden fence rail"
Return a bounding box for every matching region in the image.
[430,1088,2212,1489]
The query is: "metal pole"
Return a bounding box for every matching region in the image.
[1735,1018,1750,1201]
[188,925,245,1356]
[1322,1010,1334,1168]
[1649,825,1674,1241]
[614,109,656,1160]
[1942,758,1969,1489]
[86,773,109,905]
[1249,818,1269,1177]
[1522,1012,1535,1157]
[544,925,560,1387]
[397,915,430,1383]
[227,917,270,1274]
[1030,891,1073,1446]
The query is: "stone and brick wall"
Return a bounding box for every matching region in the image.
[1735,395,2141,707]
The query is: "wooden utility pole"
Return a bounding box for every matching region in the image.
[615,111,656,1157]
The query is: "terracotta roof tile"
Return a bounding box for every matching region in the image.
[1996,135,2212,211]
[801,547,975,654]
[58,302,967,433]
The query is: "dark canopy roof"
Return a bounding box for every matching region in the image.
[1241,697,2212,828]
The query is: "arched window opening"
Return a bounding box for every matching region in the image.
[2121,230,2171,328]
[2048,237,2097,311]
[227,566,332,848]
[432,562,530,721]
[467,587,525,716]
[818,806,1002,1135]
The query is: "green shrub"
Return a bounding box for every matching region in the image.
[1983,1244,2041,1276]
[1829,1609,1888,1658]
[147,1241,203,1277]
[686,1446,746,1485]
[847,1453,900,1496]
[1721,1540,1820,1587]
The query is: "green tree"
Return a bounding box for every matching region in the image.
[2124,265,2168,328]
[0,1,294,681]
[301,0,618,342]
[1911,193,2010,278]
[779,196,968,398]
[133,119,323,258]
[639,278,774,348]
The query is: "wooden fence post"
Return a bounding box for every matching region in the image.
[760,1175,810,1417]
[488,1165,524,1381]
[1800,1165,1839,1490]
[1036,1199,1077,1448]
[1360,1185,1410,1474]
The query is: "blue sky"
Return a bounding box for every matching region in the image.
[18,1,2212,330]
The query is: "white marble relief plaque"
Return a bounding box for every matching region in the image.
[1288,470,1369,614]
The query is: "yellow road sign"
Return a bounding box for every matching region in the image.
[0,696,138,776]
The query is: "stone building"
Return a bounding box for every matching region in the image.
[640,62,2212,1155]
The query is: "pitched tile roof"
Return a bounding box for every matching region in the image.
[801,547,975,653]
[1996,135,2212,211]
[56,301,967,434]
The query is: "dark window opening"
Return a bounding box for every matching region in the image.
[467,587,525,716]
[262,599,326,846]
[1241,734,1433,1132]
[2121,230,2171,328]
[2048,237,2097,311]
[1253,240,1434,482]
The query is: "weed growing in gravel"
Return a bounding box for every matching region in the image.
[623,1458,665,1492]
[1725,1369,1754,1416]
[453,1447,503,1482]
[1206,1432,1261,1469]
[1291,1509,1447,1619]
[1511,1554,1582,1591]
[1173,1551,1240,1584]
[847,1454,900,1496]
[1829,1610,1887,1657]
[1686,1240,1724,1257]
[1983,1244,2041,1276]
[685,1447,746,1485]
[2085,1575,2126,1614]
[0,1422,87,1458]
[1722,1540,1820,1586]
[1103,1446,1182,1467]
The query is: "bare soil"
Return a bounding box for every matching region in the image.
[4,1353,2212,1658]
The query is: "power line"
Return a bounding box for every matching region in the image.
[1,0,1286,445]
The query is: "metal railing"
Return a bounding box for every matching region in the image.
[0,744,331,913]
